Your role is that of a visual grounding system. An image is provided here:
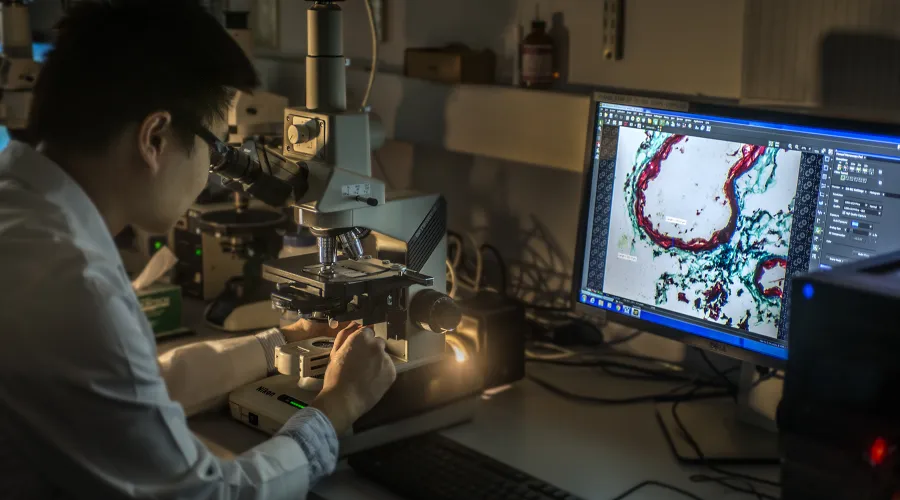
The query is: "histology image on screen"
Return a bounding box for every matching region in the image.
[602,128,802,339]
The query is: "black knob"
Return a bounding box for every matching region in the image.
[356,196,378,206]
[409,289,462,334]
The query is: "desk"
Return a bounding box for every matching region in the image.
[164,301,779,499]
[184,361,781,499]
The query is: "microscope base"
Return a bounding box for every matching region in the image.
[229,356,481,456]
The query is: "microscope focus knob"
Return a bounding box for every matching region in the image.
[409,289,462,334]
[287,121,318,144]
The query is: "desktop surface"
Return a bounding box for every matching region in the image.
[169,302,781,499]
[573,92,900,365]
[188,360,781,500]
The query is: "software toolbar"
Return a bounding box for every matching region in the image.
[812,151,900,270]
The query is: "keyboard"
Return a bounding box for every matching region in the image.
[348,432,584,500]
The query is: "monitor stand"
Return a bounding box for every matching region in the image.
[654,362,781,465]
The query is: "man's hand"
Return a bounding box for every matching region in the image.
[280,318,351,344]
[311,323,397,435]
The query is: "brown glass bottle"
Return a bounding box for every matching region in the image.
[520,18,555,89]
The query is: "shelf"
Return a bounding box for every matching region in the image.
[255,55,592,172]
[346,70,592,172]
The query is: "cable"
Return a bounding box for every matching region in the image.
[605,329,642,347]
[610,480,705,500]
[526,372,730,406]
[528,347,777,496]
[361,0,378,109]
[445,259,458,298]
[689,474,776,500]
[671,389,782,491]
[479,243,508,296]
[548,349,688,371]
[697,349,737,396]
[529,357,730,389]
[525,342,578,361]
[465,233,483,292]
[447,233,463,269]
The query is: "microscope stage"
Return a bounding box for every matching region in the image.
[264,254,402,287]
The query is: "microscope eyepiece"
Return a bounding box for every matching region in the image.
[209,146,260,184]
[205,138,305,208]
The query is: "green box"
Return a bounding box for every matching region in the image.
[136,282,187,339]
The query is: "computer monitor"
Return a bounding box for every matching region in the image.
[573,91,900,367]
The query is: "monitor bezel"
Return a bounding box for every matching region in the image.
[572,91,900,369]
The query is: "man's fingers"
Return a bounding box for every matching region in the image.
[333,321,353,332]
[383,352,397,382]
[332,323,361,352]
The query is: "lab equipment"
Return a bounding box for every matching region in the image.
[572,90,900,460]
[348,432,584,500]
[404,46,496,85]
[454,291,526,390]
[223,0,477,453]
[223,6,288,144]
[192,193,288,332]
[781,251,900,500]
[0,2,41,132]
[172,196,283,293]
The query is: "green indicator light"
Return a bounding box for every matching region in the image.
[290,401,306,409]
[195,248,202,257]
[154,241,163,250]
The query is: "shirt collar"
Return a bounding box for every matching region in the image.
[0,140,118,255]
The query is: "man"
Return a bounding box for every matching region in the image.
[0,1,397,498]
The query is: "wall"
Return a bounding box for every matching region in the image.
[742,0,900,109]
[275,0,746,98]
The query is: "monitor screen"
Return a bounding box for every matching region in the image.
[32,42,52,63]
[575,92,900,364]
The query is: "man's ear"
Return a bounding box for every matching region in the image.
[137,111,174,175]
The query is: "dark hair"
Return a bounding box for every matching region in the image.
[28,0,259,153]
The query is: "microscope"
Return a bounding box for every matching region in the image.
[222,0,289,144]
[224,0,480,454]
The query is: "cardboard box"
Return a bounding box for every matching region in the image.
[136,282,188,339]
[405,46,496,85]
